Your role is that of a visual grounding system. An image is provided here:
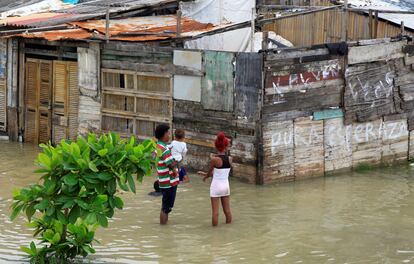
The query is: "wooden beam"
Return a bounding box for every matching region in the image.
[258,5,342,25]
[259,4,338,10]
[0,25,68,37]
[341,0,348,41]
[176,10,182,38]
[369,9,373,39]
[101,60,204,76]
[374,10,379,39]
[348,7,414,14]
[105,4,110,43]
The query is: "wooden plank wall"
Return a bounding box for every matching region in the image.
[78,43,101,136]
[174,52,262,183]
[0,39,6,132]
[262,39,413,184]
[258,0,333,5]
[262,9,408,47]
[99,43,260,182]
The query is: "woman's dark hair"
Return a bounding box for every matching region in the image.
[153,180,160,192]
[175,129,185,140]
[154,124,170,140]
[215,132,229,152]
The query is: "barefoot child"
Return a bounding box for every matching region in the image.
[170,129,189,183]
[198,132,232,227]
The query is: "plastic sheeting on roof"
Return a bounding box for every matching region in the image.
[181,0,255,52]
[346,0,414,30]
[0,0,72,19]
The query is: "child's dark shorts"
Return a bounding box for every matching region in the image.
[178,166,187,182]
[161,185,177,214]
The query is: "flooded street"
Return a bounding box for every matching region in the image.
[1,141,414,263]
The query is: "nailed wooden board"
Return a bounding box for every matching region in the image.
[293,117,324,179]
[409,130,414,161]
[263,120,295,183]
[352,119,383,167]
[344,61,398,123]
[324,118,353,172]
[201,51,234,112]
[348,41,406,65]
[381,119,409,164]
[234,53,262,121]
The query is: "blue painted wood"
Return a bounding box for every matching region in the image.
[313,109,344,120]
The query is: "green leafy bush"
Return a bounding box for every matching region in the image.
[10,133,157,263]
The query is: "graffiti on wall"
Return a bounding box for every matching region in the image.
[266,61,341,105]
[271,119,408,155]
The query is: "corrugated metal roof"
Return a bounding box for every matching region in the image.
[347,0,414,30]
[16,15,231,42]
[71,15,215,36]
[54,0,178,15]
[0,12,77,27]
[0,0,45,13]
[0,0,183,28]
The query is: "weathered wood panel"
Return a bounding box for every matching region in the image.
[409,130,414,161]
[394,58,414,117]
[0,39,6,132]
[78,43,100,98]
[0,79,6,132]
[348,41,405,65]
[263,120,295,183]
[294,117,324,179]
[381,119,409,164]
[344,61,399,123]
[173,50,202,102]
[234,53,262,121]
[352,119,383,167]
[324,118,353,172]
[201,51,234,112]
[101,69,172,138]
[78,96,101,135]
[264,54,344,113]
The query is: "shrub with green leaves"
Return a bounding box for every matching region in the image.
[10,133,157,263]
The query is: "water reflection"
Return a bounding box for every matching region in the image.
[0,141,414,263]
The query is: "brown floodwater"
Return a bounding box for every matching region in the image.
[1,141,414,263]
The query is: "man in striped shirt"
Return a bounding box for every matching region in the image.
[155,124,178,225]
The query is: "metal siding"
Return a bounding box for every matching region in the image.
[234,52,262,120]
[202,51,234,112]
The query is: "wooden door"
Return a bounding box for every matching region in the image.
[24,59,52,144]
[52,61,78,144]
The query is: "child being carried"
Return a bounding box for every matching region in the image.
[169,129,189,183]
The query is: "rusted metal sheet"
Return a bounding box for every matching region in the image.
[15,15,226,42]
[202,51,234,112]
[235,52,262,120]
[173,50,202,102]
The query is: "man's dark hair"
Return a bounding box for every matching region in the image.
[174,129,185,140]
[154,124,170,140]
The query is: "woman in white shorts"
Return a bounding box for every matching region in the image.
[198,132,232,227]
